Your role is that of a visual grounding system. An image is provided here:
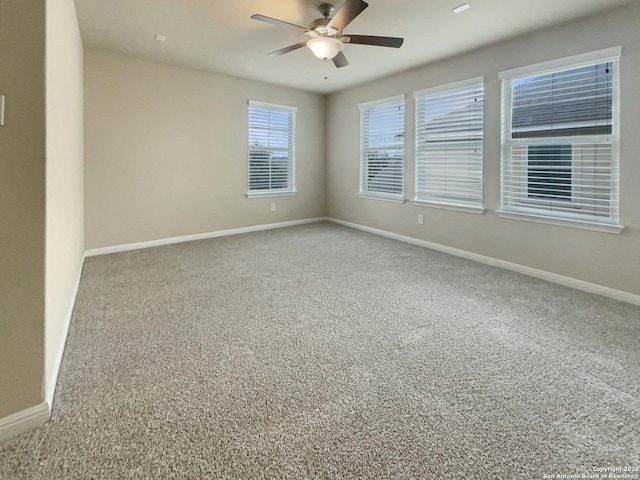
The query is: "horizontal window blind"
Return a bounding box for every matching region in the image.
[511,63,613,138]
[500,52,620,225]
[248,101,296,194]
[414,78,484,210]
[359,96,405,200]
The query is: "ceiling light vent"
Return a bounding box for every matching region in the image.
[453,3,471,13]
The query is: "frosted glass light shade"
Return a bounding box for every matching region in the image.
[307,37,344,60]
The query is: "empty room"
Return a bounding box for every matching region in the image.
[1,0,639,478]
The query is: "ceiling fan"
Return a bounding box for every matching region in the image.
[251,0,404,68]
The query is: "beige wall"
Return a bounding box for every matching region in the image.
[0,0,46,417]
[84,51,326,249]
[45,0,84,403]
[327,3,640,296]
[0,0,84,422]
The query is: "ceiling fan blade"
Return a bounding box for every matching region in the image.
[250,14,308,32]
[327,0,369,32]
[268,41,308,57]
[332,51,349,68]
[342,35,404,48]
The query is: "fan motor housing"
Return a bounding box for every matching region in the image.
[309,17,330,31]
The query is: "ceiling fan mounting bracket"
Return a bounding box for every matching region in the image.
[318,3,335,18]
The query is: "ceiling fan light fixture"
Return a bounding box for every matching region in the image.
[307,37,344,60]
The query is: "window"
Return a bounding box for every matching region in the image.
[414,78,484,213]
[358,95,405,202]
[499,47,622,233]
[247,101,296,197]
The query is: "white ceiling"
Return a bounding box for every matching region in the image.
[75,0,633,94]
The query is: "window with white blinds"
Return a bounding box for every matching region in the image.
[248,101,296,197]
[499,47,622,232]
[358,95,405,201]
[414,78,484,213]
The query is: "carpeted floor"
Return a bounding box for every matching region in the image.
[1,222,639,479]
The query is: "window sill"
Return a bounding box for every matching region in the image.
[413,199,485,215]
[246,190,297,199]
[357,192,406,204]
[497,209,624,234]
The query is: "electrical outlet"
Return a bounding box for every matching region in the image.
[271,203,276,212]
[417,214,424,225]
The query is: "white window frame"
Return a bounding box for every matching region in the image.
[247,100,297,198]
[358,95,405,203]
[413,77,485,214]
[498,47,623,234]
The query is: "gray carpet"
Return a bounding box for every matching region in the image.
[1,222,639,479]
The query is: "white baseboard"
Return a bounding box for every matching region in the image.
[85,217,328,257]
[45,259,84,411]
[0,403,50,441]
[328,217,640,307]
